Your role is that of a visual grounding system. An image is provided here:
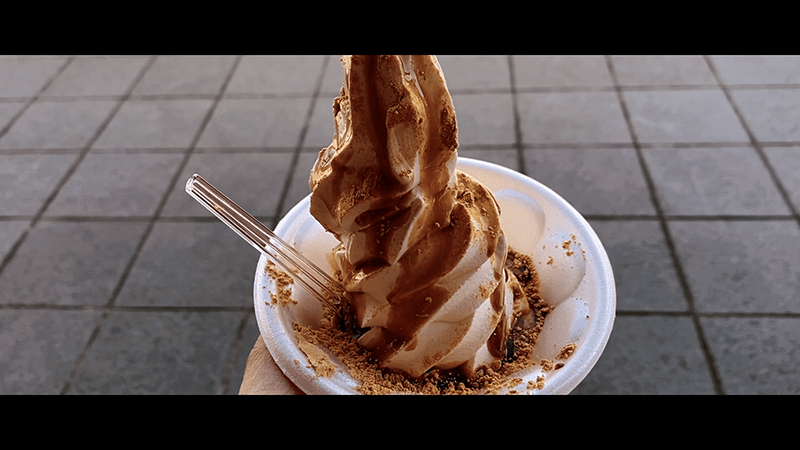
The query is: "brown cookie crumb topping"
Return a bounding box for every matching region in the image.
[290,246,555,395]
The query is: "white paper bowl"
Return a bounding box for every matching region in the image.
[254,157,616,395]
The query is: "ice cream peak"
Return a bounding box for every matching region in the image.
[309,55,517,378]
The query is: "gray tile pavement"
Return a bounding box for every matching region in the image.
[40,56,151,97]
[512,55,614,88]
[0,221,148,306]
[1,153,78,215]
[114,222,260,308]
[93,99,214,149]
[279,151,319,218]
[0,100,119,150]
[710,55,800,85]
[0,309,103,394]
[452,92,517,146]
[517,91,631,144]
[67,310,246,394]
[225,55,327,96]
[729,89,800,143]
[460,148,520,173]
[571,315,718,394]
[643,147,790,216]
[0,102,26,130]
[701,317,800,394]
[610,55,717,86]
[44,153,184,217]
[1,55,798,395]
[0,57,69,98]
[587,220,687,312]
[438,55,512,92]
[0,221,28,259]
[523,147,656,215]
[160,151,293,218]
[623,89,750,144]
[304,96,337,150]
[764,146,800,211]
[131,55,239,96]
[195,98,310,149]
[669,220,800,314]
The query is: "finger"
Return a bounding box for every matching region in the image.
[239,336,304,395]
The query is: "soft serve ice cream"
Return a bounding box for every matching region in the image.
[309,55,527,379]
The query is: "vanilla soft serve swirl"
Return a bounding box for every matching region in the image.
[309,55,517,378]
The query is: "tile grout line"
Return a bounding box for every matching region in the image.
[12,140,800,157]
[142,55,246,396]
[0,59,75,139]
[506,55,527,175]
[219,312,252,395]
[272,56,330,221]
[0,57,75,277]
[603,55,726,395]
[55,55,160,395]
[703,56,800,227]
[59,55,243,395]
[224,55,330,395]
[6,81,800,105]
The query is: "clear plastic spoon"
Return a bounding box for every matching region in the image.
[185,174,344,318]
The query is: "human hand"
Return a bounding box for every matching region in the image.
[238,336,304,395]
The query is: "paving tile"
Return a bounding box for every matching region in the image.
[610,55,717,86]
[512,55,613,88]
[44,153,184,217]
[730,89,800,142]
[0,100,118,149]
[459,148,521,172]
[623,89,749,144]
[299,95,335,151]
[93,99,213,149]
[763,146,800,211]
[522,147,655,215]
[669,220,800,313]
[161,152,293,218]
[588,220,687,312]
[0,57,68,98]
[701,317,800,394]
[0,101,26,131]
[451,93,516,146]
[517,91,631,144]
[0,309,102,394]
[196,98,310,149]
[69,310,244,394]
[643,147,790,215]
[115,222,259,308]
[227,314,261,394]
[710,55,800,85]
[571,315,716,394]
[279,151,319,218]
[0,221,29,260]
[41,56,150,97]
[131,55,237,96]
[437,55,511,92]
[226,56,325,95]
[0,221,148,306]
[0,154,77,215]
[319,55,345,97]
